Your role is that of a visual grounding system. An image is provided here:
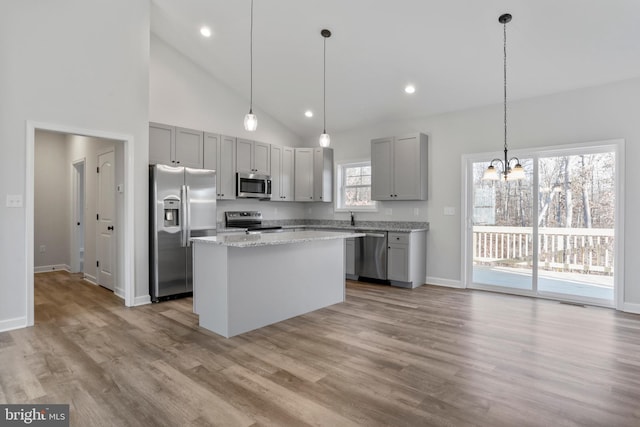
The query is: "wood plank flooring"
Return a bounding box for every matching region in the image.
[2,271,640,426]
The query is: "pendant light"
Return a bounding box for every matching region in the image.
[319,29,332,147]
[243,0,258,131]
[483,13,524,181]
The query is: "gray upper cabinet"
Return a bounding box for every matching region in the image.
[204,133,236,200]
[371,133,427,201]
[236,138,270,175]
[271,145,294,201]
[149,122,174,165]
[149,122,204,168]
[313,147,333,202]
[294,147,333,202]
[294,148,314,201]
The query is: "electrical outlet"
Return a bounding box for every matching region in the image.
[444,207,456,216]
[6,194,23,208]
[39,245,46,253]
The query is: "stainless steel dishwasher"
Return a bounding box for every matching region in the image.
[355,230,388,281]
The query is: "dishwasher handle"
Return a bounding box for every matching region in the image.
[362,232,386,238]
[356,230,387,238]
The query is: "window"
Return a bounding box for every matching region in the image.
[335,160,377,211]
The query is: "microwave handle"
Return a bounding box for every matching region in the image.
[266,180,272,195]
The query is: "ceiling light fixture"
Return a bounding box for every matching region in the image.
[483,13,524,181]
[404,85,416,94]
[200,26,212,38]
[305,110,313,118]
[243,0,257,132]
[319,29,332,147]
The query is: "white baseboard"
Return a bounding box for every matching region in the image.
[0,316,28,333]
[425,276,465,289]
[134,295,151,306]
[83,274,97,285]
[114,287,125,300]
[623,302,640,314]
[34,264,70,274]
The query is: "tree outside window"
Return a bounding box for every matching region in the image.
[336,161,377,211]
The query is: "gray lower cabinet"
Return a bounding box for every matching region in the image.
[387,231,426,288]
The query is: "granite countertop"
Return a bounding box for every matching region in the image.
[278,223,429,233]
[192,230,364,248]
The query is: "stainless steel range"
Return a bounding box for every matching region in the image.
[225,211,283,234]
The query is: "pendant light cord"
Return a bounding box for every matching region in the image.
[503,20,507,155]
[323,35,327,133]
[249,0,254,114]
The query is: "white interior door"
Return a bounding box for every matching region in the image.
[97,150,115,291]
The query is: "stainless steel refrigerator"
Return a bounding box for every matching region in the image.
[149,165,217,302]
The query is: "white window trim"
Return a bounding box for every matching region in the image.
[335,158,378,212]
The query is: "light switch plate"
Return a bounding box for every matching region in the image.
[414,208,420,216]
[444,207,456,216]
[6,194,23,208]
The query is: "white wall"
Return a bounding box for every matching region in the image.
[306,77,640,305]
[34,131,70,270]
[150,35,303,147]
[0,0,150,331]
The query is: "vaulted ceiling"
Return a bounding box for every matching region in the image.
[151,0,640,139]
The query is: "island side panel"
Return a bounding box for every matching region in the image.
[193,243,230,337]
[227,238,345,337]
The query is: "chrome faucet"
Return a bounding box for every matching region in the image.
[350,211,355,226]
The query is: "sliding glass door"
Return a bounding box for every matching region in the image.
[465,142,620,307]
[471,158,534,293]
[536,152,615,301]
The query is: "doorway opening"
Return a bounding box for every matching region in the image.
[27,121,136,326]
[72,159,86,273]
[463,140,624,308]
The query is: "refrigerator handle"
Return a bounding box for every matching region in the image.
[180,185,188,247]
[185,185,192,247]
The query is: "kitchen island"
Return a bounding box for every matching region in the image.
[191,230,364,338]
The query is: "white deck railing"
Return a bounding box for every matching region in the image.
[473,226,614,274]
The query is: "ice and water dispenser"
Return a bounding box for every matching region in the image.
[163,197,180,227]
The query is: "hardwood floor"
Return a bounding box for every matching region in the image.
[2,271,640,426]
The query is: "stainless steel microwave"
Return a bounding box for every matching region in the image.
[236,172,272,199]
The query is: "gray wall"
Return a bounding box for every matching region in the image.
[34,131,70,270]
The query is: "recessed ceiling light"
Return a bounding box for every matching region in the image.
[404,85,416,94]
[200,26,212,38]
[304,110,313,118]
